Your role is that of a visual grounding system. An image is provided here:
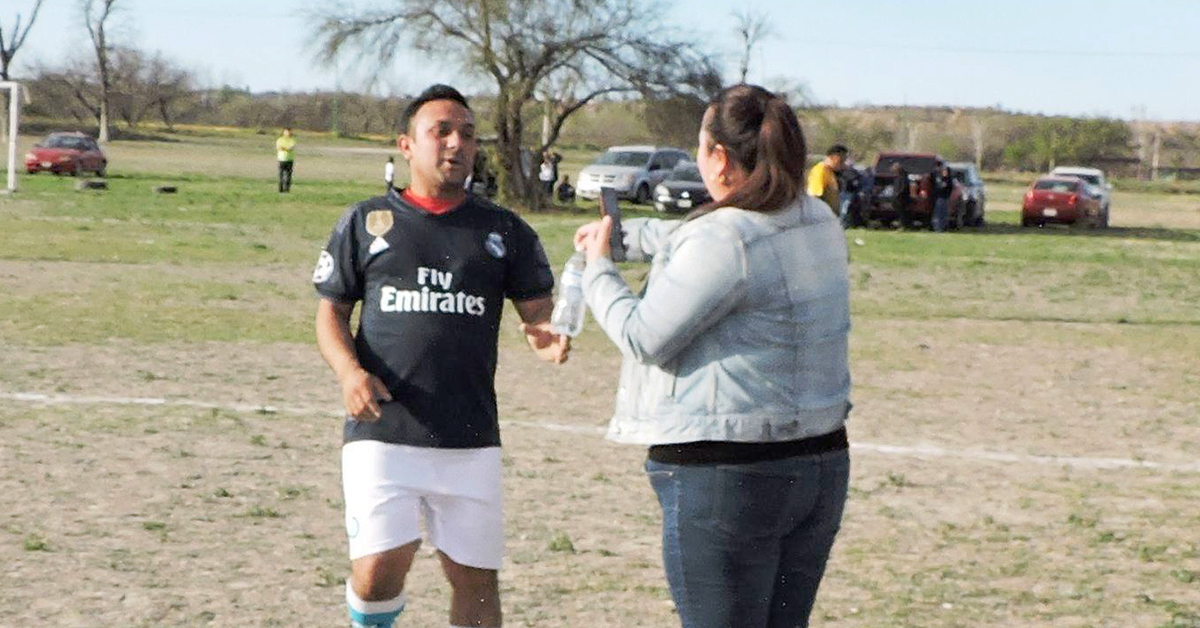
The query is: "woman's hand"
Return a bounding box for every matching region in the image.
[576,216,613,263]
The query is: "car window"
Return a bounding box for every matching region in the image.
[594,151,652,167]
[1034,180,1079,192]
[875,156,937,174]
[47,136,88,150]
[668,163,702,183]
[660,153,682,170]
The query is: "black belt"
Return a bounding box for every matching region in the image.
[647,427,848,466]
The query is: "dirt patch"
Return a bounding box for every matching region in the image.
[1,319,1198,626]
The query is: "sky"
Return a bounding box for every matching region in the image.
[13,0,1200,121]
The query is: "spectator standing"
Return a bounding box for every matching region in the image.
[807,144,847,215]
[276,127,296,193]
[539,152,556,196]
[384,156,395,192]
[931,164,954,232]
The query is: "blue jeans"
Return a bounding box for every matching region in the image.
[646,450,850,628]
[932,197,948,232]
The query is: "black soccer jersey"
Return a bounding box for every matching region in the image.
[313,189,554,448]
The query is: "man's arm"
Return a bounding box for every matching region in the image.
[513,296,570,364]
[316,298,392,420]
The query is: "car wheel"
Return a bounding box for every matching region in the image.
[1101,205,1110,228]
[634,183,650,205]
[96,162,108,178]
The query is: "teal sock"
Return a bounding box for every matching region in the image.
[346,580,405,628]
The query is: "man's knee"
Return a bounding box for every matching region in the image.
[438,552,498,595]
[351,541,420,601]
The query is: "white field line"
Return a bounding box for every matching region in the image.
[4,391,1199,474]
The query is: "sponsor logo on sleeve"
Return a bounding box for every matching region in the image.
[312,250,335,283]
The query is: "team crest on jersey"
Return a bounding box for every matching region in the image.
[312,250,335,283]
[484,232,506,259]
[365,210,394,237]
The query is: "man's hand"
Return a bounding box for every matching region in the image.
[339,367,393,421]
[519,320,570,364]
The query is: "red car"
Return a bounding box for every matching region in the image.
[1020,176,1103,227]
[25,132,107,177]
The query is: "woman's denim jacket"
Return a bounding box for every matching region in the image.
[582,196,851,445]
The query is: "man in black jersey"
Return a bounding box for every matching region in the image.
[314,84,568,628]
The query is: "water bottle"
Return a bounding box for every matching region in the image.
[550,251,586,337]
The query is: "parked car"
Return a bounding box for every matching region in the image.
[1049,166,1111,227]
[576,145,691,204]
[653,161,711,213]
[25,132,107,177]
[1020,175,1104,228]
[865,152,965,229]
[946,161,987,226]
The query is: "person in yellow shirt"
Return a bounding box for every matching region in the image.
[276,128,296,193]
[806,144,847,215]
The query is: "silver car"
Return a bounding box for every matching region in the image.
[577,145,691,204]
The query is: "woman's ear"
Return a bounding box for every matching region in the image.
[710,143,730,177]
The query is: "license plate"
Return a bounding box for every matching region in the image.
[1043,209,1057,217]
[41,161,51,168]
[677,199,692,208]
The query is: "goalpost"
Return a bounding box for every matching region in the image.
[1,81,23,194]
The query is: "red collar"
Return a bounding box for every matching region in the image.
[401,189,464,215]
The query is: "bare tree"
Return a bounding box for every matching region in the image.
[0,0,44,141]
[0,0,42,81]
[732,8,772,84]
[81,0,118,142]
[107,47,193,130]
[314,0,720,205]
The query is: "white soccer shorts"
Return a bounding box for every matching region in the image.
[341,440,504,570]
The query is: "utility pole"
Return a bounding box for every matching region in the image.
[970,117,985,168]
[1150,127,1161,181]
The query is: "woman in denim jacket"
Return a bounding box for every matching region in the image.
[575,84,851,628]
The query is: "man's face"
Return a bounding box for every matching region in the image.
[829,153,846,170]
[398,99,477,192]
[283,129,291,137]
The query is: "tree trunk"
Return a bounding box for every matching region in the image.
[98,96,110,142]
[493,92,538,209]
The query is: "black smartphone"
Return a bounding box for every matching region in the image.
[599,187,626,262]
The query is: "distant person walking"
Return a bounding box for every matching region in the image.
[384,156,395,192]
[276,128,296,193]
[807,144,847,216]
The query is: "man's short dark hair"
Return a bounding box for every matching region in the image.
[827,144,848,157]
[401,84,471,133]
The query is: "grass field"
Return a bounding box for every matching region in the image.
[1,129,1199,627]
